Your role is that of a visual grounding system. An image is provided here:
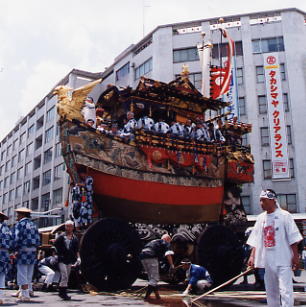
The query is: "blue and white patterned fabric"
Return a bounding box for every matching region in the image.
[137,116,155,131]
[74,176,94,227]
[0,222,12,274]
[13,218,40,265]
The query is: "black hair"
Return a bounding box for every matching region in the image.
[265,189,277,198]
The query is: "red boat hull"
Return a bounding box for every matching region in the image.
[88,169,223,224]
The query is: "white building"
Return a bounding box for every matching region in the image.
[95,7,306,215]
[0,70,101,227]
[1,8,305,223]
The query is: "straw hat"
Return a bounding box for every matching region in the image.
[15,207,32,214]
[0,211,9,220]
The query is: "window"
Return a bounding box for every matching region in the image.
[252,37,285,53]
[212,41,243,59]
[260,127,270,146]
[11,155,17,167]
[280,63,286,80]
[32,176,40,190]
[263,159,272,179]
[45,126,54,144]
[0,180,2,190]
[35,135,43,150]
[34,155,41,170]
[53,188,63,206]
[56,124,60,136]
[277,194,297,212]
[15,185,22,198]
[289,158,294,178]
[287,125,292,145]
[0,165,2,176]
[17,167,23,180]
[6,145,12,157]
[24,161,32,176]
[46,106,55,122]
[241,134,248,146]
[4,176,9,188]
[1,151,5,161]
[9,172,15,185]
[256,66,265,83]
[173,47,199,63]
[258,95,267,114]
[41,193,50,211]
[9,189,14,201]
[236,68,243,85]
[19,132,26,144]
[3,193,7,204]
[115,62,130,81]
[23,180,30,195]
[23,200,29,208]
[43,148,53,164]
[175,72,202,90]
[135,58,152,80]
[28,125,35,138]
[283,93,289,112]
[12,139,18,151]
[55,143,61,158]
[5,161,10,172]
[36,116,44,130]
[18,149,25,163]
[31,197,39,210]
[238,97,246,116]
[241,196,251,214]
[54,164,63,181]
[26,143,34,156]
[42,170,51,186]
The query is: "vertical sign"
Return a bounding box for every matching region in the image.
[263,53,290,179]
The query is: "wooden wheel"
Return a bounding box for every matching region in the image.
[80,218,142,291]
[197,224,244,286]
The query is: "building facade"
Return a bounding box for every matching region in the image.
[1,8,305,225]
[95,8,306,215]
[0,70,101,227]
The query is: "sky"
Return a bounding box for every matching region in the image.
[0,0,305,140]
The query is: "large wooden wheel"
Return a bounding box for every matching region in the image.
[197,224,244,286]
[80,218,142,291]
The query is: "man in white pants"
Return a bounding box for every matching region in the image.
[247,189,302,307]
[12,207,40,302]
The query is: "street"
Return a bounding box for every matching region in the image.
[1,270,305,307]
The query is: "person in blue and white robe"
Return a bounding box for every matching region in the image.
[137,115,155,132]
[0,211,12,304]
[72,170,94,230]
[12,207,40,302]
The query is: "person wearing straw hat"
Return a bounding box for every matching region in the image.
[0,211,12,304]
[180,259,212,295]
[12,207,40,302]
[247,189,303,307]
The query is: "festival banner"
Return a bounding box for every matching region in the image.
[263,53,290,180]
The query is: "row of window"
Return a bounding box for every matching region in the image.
[0,163,64,194]
[0,143,61,178]
[242,192,297,214]
[0,122,59,164]
[0,164,64,206]
[260,125,292,146]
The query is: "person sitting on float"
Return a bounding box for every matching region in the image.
[207,122,225,143]
[181,259,212,295]
[86,119,95,128]
[81,96,96,127]
[169,121,185,139]
[121,111,137,142]
[192,120,209,143]
[153,118,169,135]
[183,119,195,140]
[137,114,155,132]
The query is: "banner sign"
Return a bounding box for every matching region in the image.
[263,53,290,180]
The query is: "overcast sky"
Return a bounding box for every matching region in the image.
[0,0,305,140]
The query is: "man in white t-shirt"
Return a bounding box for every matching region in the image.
[247,189,302,307]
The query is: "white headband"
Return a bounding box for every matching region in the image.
[260,190,276,200]
[65,220,74,226]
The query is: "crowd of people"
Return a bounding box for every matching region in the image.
[81,97,230,145]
